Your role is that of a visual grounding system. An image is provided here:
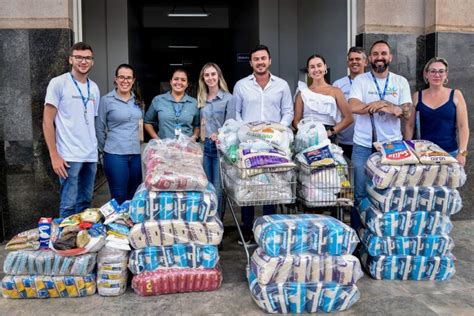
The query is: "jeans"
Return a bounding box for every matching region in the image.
[104,152,142,205]
[351,144,373,230]
[448,149,459,157]
[59,161,97,218]
[241,205,276,233]
[203,138,223,218]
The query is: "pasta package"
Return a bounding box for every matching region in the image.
[2,274,96,299]
[407,140,458,164]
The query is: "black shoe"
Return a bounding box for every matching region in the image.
[238,230,257,247]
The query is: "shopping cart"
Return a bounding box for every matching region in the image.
[219,154,297,274]
[296,160,354,222]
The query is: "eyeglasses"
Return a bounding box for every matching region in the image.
[72,55,94,62]
[427,69,447,75]
[116,76,134,82]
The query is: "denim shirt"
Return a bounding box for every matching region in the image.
[200,90,234,138]
[144,91,199,139]
[96,89,142,155]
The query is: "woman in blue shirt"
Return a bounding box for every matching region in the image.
[197,62,233,219]
[144,69,200,140]
[404,57,469,166]
[96,64,143,204]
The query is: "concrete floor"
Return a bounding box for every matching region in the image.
[0,184,473,315]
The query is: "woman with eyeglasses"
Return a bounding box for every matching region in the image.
[96,63,144,204]
[144,68,200,141]
[197,62,233,219]
[404,57,469,166]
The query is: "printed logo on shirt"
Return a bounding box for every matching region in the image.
[368,87,399,98]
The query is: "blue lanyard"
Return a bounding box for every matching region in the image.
[70,73,90,109]
[173,103,183,122]
[371,72,390,100]
[348,75,352,85]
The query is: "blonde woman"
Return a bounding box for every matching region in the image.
[404,57,469,166]
[197,62,233,218]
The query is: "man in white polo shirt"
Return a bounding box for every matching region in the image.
[43,42,100,218]
[349,40,412,228]
[232,44,294,244]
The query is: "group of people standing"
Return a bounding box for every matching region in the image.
[43,40,469,244]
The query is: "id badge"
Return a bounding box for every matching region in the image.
[175,123,181,138]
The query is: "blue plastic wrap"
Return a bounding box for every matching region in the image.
[360,247,455,281]
[359,229,454,256]
[128,244,219,274]
[248,270,360,313]
[129,184,218,224]
[358,198,453,236]
[366,182,462,215]
[253,214,359,256]
[3,250,96,276]
[250,248,362,285]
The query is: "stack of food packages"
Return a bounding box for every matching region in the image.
[217,120,296,204]
[2,209,106,298]
[128,136,224,296]
[358,140,466,280]
[294,118,352,207]
[97,199,134,296]
[248,214,362,313]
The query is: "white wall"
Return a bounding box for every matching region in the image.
[82,0,128,93]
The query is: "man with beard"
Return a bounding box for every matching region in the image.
[333,46,368,159]
[348,40,412,228]
[43,42,101,218]
[232,44,293,245]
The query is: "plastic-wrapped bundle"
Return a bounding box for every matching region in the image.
[132,267,222,296]
[360,248,456,281]
[251,248,362,285]
[408,140,458,165]
[130,184,218,224]
[143,138,208,191]
[237,121,294,154]
[248,271,359,314]
[366,182,462,215]
[297,167,341,206]
[294,118,328,154]
[129,218,224,249]
[358,199,453,237]
[97,245,129,296]
[365,152,466,189]
[1,274,96,299]
[359,229,454,256]
[217,119,245,162]
[253,215,359,257]
[128,244,219,274]
[3,250,96,276]
[236,148,296,173]
[5,228,40,251]
[222,162,295,205]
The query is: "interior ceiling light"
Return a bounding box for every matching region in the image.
[167,5,210,17]
[168,45,199,49]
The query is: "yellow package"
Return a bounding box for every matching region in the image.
[44,278,59,298]
[84,275,96,295]
[14,277,26,298]
[64,276,79,297]
[2,277,20,299]
[59,215,81,227]
[54,278,69,297]
[76,277,86,296]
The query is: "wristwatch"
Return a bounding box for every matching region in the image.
[459,150,468,157]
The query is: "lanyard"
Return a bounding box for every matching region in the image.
[173,103,183,122]
[70,73,90,125]
[371,72,390,101]
[348,75,352,85]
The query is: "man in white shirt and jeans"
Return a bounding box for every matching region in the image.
[232,44,294,244]
[43,42,100,218]
[349,40,412,229]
